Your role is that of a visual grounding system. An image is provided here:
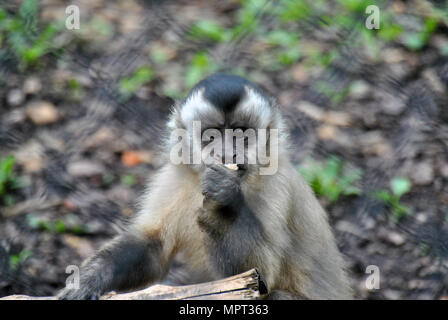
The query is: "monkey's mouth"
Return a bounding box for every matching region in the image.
[227,154,249,171]
[223,163,247,171]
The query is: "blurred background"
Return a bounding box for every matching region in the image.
[0,0,447,299]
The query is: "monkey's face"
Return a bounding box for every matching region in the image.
[168,73,281,176]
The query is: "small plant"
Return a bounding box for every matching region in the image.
[402,17,438,51]
[372,177,412,222]
[230,0,267,39]
[9,249,32,271]
[68,78,85,100]
[0,155,16,196]
[260,29,301,69]
[276,0,313,22]
[0,155,21,206]
[119,66,155,100]
[0,0,64,69]
[189,20,228,43]
[26,214,89,234]
[149,45,170,64]
[27,215,66,233]
[184,51,218,90]
[189,0,269,44]
[299,156,362,204]
[336,0,367,13]
[120,174,137,186]
[377,14,403,42]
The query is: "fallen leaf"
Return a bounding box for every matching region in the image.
[121,150,142,167]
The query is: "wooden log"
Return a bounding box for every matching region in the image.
[0,268,268,300]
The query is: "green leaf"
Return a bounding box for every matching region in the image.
[298,166,314,183]
[119,66,155,99]
[69,78,80,90]
[378,24,403,41]
[0,155,15,195]
[19,0,38,34]
[23,45,45,63]
[390,177,411,198]
[266,30,299,47]
[9,249,32,271]
[394,203,410,215]
[390,202,411,222]
[19,0,38,21]
[299,156,362,203]
[71,225,88,235]
[403,32,425,51]
[311,178,323,196]
[372,190,392,202]
[192,51,210,68]
[298,156,362,203]
[324,156,341,180]
[337,0,366,12]
[121,174,137,186]
[423,17,438,35]
[232,0,265,38]
[184,52,218,89]
[150,47,169,64]
[26,214,41,228]
[277,47,301,65]
[0,8,7,22]
[55,220,67,233]
[327,184,341,203]
[339,169,362,187]
[277,0,312,22]
[38,220,53,232]
[343,186,362,196]
[190,20,226,42]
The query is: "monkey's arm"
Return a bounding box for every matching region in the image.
[58,232,164,300]
[58,165,201,300]
[198,164,266,277]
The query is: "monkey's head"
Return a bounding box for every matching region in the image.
[167,73,288,176]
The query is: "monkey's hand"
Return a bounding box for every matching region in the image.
[57,233,163,300]
[57,264,104,300]
[57,286,101,300]
[198,164,263,278]
[200,164,244,207]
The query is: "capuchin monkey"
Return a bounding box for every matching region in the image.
[58,73,352,300]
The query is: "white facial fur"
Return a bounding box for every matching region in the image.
[174,86,275,132]
[180,88,224,130]
[232,87,273,129]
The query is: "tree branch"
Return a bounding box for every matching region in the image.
[0,268,268,300]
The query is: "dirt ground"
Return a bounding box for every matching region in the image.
[0,0,448,299]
